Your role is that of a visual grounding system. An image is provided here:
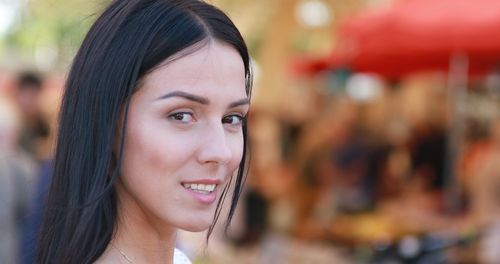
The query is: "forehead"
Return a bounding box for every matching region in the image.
[138,41,247,100]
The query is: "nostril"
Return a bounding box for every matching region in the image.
[197,127,233,165]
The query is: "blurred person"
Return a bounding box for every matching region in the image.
[462,117,500,263]
[229,111,273,247]
[233,184,269,246]
[20,160,53,264]
[375,119,412,200]
[0,97,37,264]
[36,1,252,263]
[20,81,61,264]
[294,147,337,240]
[373,119,446,229]
[12,72,50,161]
[464,117,500,226]
[410,121,447,191]
[292,100,371,241]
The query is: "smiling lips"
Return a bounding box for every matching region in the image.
[182,183,216,194]
[181,179,221,204]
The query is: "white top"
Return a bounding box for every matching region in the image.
[173,248,192,264]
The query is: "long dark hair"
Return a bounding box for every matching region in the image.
[36,1,252,263]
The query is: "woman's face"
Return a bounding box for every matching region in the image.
[117,41,248,232]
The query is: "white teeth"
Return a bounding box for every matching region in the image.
[183,183,216,193]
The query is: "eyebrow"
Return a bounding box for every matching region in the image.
[155,91,209,104]
[229,98,250,108]
[155,90,249,108]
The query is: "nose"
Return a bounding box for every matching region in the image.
[197,123,233,165]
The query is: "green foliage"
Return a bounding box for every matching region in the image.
[1,0,109,70]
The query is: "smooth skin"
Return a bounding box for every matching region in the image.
[96,40,249,263]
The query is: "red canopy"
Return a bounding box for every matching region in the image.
[297,0,500,78]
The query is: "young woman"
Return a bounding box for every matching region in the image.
[36,0,252,263]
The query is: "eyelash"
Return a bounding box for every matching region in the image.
[168,112,245,126]
[222,114,245,126]
[169,112,194,124]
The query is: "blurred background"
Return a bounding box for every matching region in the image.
[1,0,500,263]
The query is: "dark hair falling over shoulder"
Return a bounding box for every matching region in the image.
[36,1,252,263]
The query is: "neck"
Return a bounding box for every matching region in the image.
[111,223,177,264]
[104,184,178,264]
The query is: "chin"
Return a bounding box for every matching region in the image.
[177,218,213,232]
[181,226,210,232]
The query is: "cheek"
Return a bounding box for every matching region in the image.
[119,126,162,197]
[118,121,197,217]
[122,122,195,181]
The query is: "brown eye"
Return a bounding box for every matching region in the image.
[222,115,243,125]
[169,112,194,124]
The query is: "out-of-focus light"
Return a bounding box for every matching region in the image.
[251,58,260,86]
[367,0,394,8]
[35,43,58,69]
[296,0,332,28]
[0,1,18,36]
[345,73,383,102]
[398,235,421,258]
[250,58,261,96]
[486,72,500,95]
